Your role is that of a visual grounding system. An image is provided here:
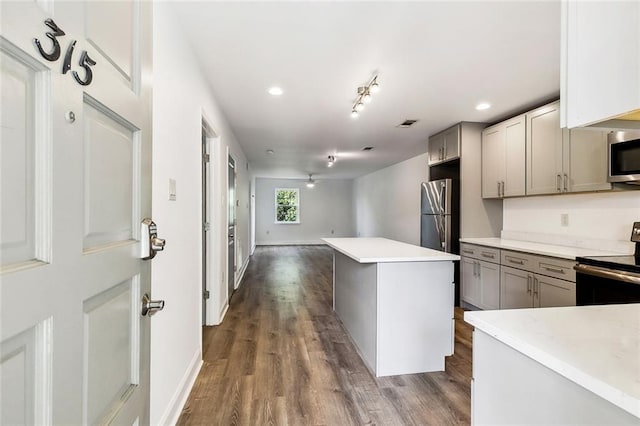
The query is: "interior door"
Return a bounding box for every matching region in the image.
[1,2,154,424]
[228,155,236,303]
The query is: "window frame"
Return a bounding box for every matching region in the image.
[274,187,300,224]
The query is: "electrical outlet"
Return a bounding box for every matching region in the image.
[561,213,569,227]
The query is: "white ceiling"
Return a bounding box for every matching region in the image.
[172,1,560,180]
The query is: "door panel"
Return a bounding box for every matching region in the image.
[481,126,503,198]
[0,2,153,424]
[0,317,52,425]
[0,50,40,265]
[503,115,526,197]
[85,1,135,82]
[500,266,533,309]
[479,260,500,310]
[526,103,562,195]
[83,101,138,250]
[420,214,443,251]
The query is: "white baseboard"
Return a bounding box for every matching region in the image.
[217,302,229,325]
[251,244,256,255]
[158,350,203,426]
[235,257,250,290]
[255,240,326,246]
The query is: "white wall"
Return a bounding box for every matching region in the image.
[353,153,428,245]
[151,4,251,425]
[502,190,640,253]
[255,178,355,245]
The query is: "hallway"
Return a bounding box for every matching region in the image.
[178,246,472,425]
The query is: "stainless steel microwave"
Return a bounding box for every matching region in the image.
[608,130,640,183]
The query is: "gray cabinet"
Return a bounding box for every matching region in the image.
[526,102,563,195]
[564,128,611,192]
[500,249,576,310]
[501,266,534,309]
[527,101,612,195]
[481,115,526,199]
[428,124,460,165]
[460,243,500,310]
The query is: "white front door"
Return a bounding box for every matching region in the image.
[1,1,154,424]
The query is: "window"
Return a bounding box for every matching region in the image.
[275,188,299,224]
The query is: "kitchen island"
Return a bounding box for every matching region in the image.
[465,304,640,424]
[323,237,460,377]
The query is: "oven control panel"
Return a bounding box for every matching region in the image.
[631,222,640,243]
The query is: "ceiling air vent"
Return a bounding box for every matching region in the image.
[362,146,374,151]
[396,119,419,128]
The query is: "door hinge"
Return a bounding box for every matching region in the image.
[203,222,210,231]
[203,290,210,300]
[203,153,210,163]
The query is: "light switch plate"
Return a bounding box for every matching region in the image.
[169,178,176,201]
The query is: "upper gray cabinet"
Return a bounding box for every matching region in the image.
[561,1,640,128]
[483,100,611,199]
[481,115,526,199]
[526,102,564,195]
[428,125,460,165]
[527,101,611,195]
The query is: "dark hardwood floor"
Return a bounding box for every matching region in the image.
[178,245,473,425]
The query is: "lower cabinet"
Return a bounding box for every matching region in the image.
[462,243,577,311]
[500,266,576,309]
[461,256,500,310]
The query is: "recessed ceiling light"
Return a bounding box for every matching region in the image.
[268,87,283,96]
[476,102,491,111]
[266,149,274,155]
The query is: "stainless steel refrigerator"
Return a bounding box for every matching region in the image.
[421,179,458,253]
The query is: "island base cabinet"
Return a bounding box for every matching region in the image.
[472,330,638,425]
[333,251,455,377]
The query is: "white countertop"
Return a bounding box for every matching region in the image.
[460,237,624,260]
[465,304,640,418]
[322,237,460,263]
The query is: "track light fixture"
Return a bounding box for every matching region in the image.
[327,155,336,168]
[351,75,380,118]
[306,174,315,188]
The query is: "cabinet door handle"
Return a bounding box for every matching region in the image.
[501,181,505,197]
[563,174,568,192]
[481,253,495,259]
[474,261,478,277]
[477,261,481,278]
[508,258,524,265]
[497,181,501,197]
[533,277,539,296]
[527,275,532,293]
[462,249,474,255]
[443,145,447,159]
[543,266,565,274]
[556,174,561,192]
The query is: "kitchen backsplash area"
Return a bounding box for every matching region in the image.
[502,190,640,254]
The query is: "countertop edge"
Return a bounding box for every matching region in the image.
[464,311,640,418]
[322,239,460,263]
[459,238,623,260]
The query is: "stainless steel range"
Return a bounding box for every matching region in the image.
[575,222,640,305]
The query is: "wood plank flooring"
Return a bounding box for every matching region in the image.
[178,245,473,425]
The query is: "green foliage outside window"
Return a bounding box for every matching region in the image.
[275,189,299,223]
